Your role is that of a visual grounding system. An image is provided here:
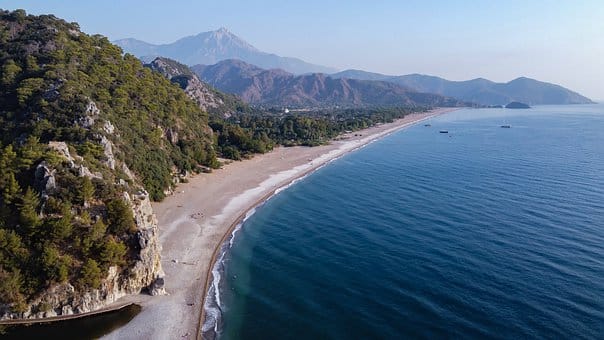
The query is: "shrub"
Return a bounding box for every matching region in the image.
[106,199,135,235]
[79,259,102,289]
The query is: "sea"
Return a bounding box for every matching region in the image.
[204,105,604,339]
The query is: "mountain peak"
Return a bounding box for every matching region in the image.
[209,27,237,39]
[114,30,337,74]
[202,28,258,51]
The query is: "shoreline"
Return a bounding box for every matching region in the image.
[105,107,458,339]
[198,108,456,338]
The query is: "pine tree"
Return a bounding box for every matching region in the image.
[50,203,73,240]
[99,236,127,267]
[18,187,41,236]
[2,172,20,205]
[79,176,94,206]
[0,267,26,312]
[79,259,102,289]
[18,136,44,170]
[106,199,135,235]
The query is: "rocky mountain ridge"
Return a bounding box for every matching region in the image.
[191,59,467,108]
[145,57,249,117]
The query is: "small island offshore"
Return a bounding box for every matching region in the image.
[506,101,531,109]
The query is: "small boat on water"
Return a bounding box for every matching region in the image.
[424,124,431,127]
[439,130,448,133]
[501,125,511,128]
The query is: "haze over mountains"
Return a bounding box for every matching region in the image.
[116,28,594,106]
[114,28,335,74]
[191,60,465,108]
[331,70,594,105]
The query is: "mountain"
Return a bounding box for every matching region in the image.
[114,28,336,74]
[331,71,594,105]
[115,29,592,105]
[144,57,250,117]
[330,69,391,82]
[0,9,231,319]
[191,60,467,108]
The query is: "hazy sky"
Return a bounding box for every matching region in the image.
[3,0,603,99]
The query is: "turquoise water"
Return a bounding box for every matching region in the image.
[205,105,604,339]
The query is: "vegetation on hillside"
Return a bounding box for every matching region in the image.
[0,9,218,311]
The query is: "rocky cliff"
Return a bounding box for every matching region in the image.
[0,189,164,320]
[1,138,165,320]
[146,57,250,117]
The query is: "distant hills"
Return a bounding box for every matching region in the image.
[331,70,594,105]
[116,28,594,106]
[191,60,466,108]
[114,28,336,74]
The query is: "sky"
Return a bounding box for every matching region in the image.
[2,0,603,99]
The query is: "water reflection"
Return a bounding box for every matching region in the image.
[0,304,141,339]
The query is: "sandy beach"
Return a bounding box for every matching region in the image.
[104,107,457,339]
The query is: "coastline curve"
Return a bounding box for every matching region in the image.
[196,108,457,339]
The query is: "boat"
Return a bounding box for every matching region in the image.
[424,124,431,127]
[439,130,448,133]
[501,125,511,128]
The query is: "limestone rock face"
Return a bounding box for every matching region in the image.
[100,135,116,170]
[34,161,56,193]
[146,57,228,113]
[48,141,103,180]
[48,141,73,164]
[102,120,115,135]
[77,101,100,129]
[0,191,165,320]
[177,74,224,111]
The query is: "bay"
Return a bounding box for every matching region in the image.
[215,105,604,339]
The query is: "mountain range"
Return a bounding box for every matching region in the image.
[117,28,593,106]
[191,60,466,108]
[114,28,335,74]
[331,70,594,105]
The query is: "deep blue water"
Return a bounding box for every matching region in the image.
[210,105,604,339]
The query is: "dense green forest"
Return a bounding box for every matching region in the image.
[212,107,425,159]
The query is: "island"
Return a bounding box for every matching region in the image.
[505,101,531,109]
